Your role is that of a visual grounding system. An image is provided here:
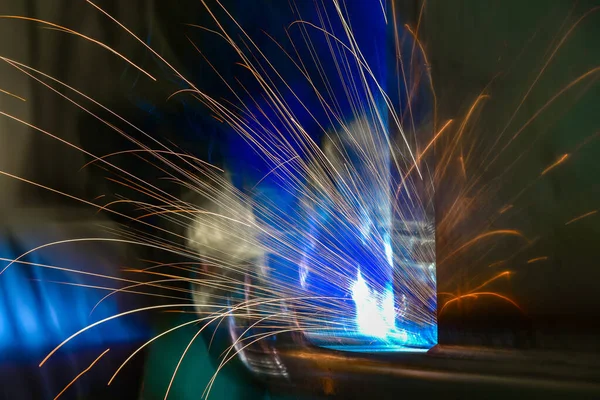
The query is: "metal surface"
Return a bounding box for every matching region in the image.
[265,344,600,399]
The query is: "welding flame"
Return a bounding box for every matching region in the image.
[350,270,396,338]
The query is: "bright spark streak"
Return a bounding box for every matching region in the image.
[541,154,569,176]
[527,256,549,264]
[0,87,26,101]
[566,210,598,225]
[53,349,110,400]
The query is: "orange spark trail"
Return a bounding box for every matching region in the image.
[440,292,523,315]
[459,155,467,179]
[469,271,512,293]
[527,256,549,264]
[0,87,26,101]
[487,260,507,268]
[395,119,453,200]
[53,349,110,400]
[0,16,156,81]
[566,210,598,225]
[440,230,529,264]
[541,153,569,176]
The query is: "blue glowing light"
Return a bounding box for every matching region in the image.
[0,229,144,357]
[179,0,439,353]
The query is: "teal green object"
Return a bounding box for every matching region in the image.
[139,315,269,400]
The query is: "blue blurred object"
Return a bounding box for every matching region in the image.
[0,211,144,358]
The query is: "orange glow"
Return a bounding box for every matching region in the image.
[322,376,336,395]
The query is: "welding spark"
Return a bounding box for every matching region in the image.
[541,153,570,176]
[53,349,110,400]
[565,210,598,225]
[0,87,26,101]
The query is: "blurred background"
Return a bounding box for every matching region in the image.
[0,0,599,399]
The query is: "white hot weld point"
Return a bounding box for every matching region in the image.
[351,270,396,338]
